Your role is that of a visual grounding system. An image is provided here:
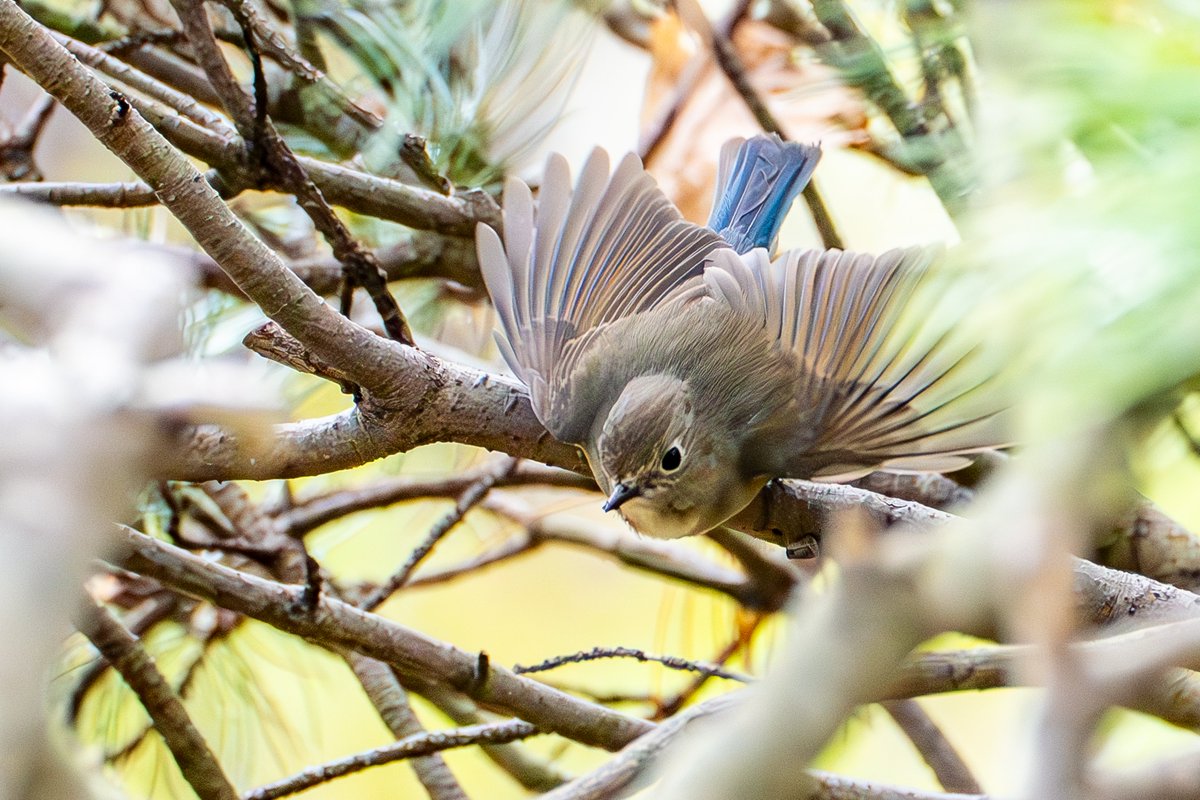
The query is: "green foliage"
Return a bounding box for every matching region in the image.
[964,0,1200,438]
[320,0,591,187]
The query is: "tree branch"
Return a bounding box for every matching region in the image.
[341,652,467,800]
[361,456,518,610]
[881,699,982,794]
[111,526,656,751]
[74,601,237,800]
[242,719,536,800]
[0,0,411,398]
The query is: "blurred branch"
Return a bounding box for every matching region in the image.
[654,517,937,800]
[889,639,1200,733]
[637,1,747,163]
[539,693,740,800]
[804,0,973,212]
[1093,744,1200,800]
[881,699,982,794]
[0,92,54,180]
[1099,501,1200,592]
[74,602,237,800]
[1073,558,1200,628]
[0,179,160,205]
[806,772,985,800]
[242,719,537,800]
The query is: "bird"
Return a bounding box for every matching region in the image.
[476,134,1006,538]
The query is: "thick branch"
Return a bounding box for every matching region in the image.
[112,527,655,751]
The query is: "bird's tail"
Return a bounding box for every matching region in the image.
[706,134,822,255]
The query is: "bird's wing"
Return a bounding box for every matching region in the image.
[477,148,728,442]
[705,246,1009,480]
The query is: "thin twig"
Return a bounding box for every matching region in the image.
[657,616,762,719]
[279,460,591,537]
[214,0,379,131]
[58,31,237,136]
[242,720,538,800]
[361,457,520,610]
[168,0,256,133]
[67,589,182,723]
[0,92,54,179]
[396,673,569,791]
[485,495,759,607]
[233,3,410,344]
[55,27,497,235]
[514,646,751,684]
[404,533,539,589]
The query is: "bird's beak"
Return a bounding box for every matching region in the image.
[602,482,639,513]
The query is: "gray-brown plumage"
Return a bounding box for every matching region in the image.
[476,141,1006,538]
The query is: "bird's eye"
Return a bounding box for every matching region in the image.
[660,446,682,472]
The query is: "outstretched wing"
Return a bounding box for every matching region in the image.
[713,246,1009,480]
[477,148,728,442]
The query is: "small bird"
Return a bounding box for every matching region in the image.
[477,134,1005,538]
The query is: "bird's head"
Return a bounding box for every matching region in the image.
[593,374,762,538]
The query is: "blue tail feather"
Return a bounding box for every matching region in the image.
[707,134,822,255]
